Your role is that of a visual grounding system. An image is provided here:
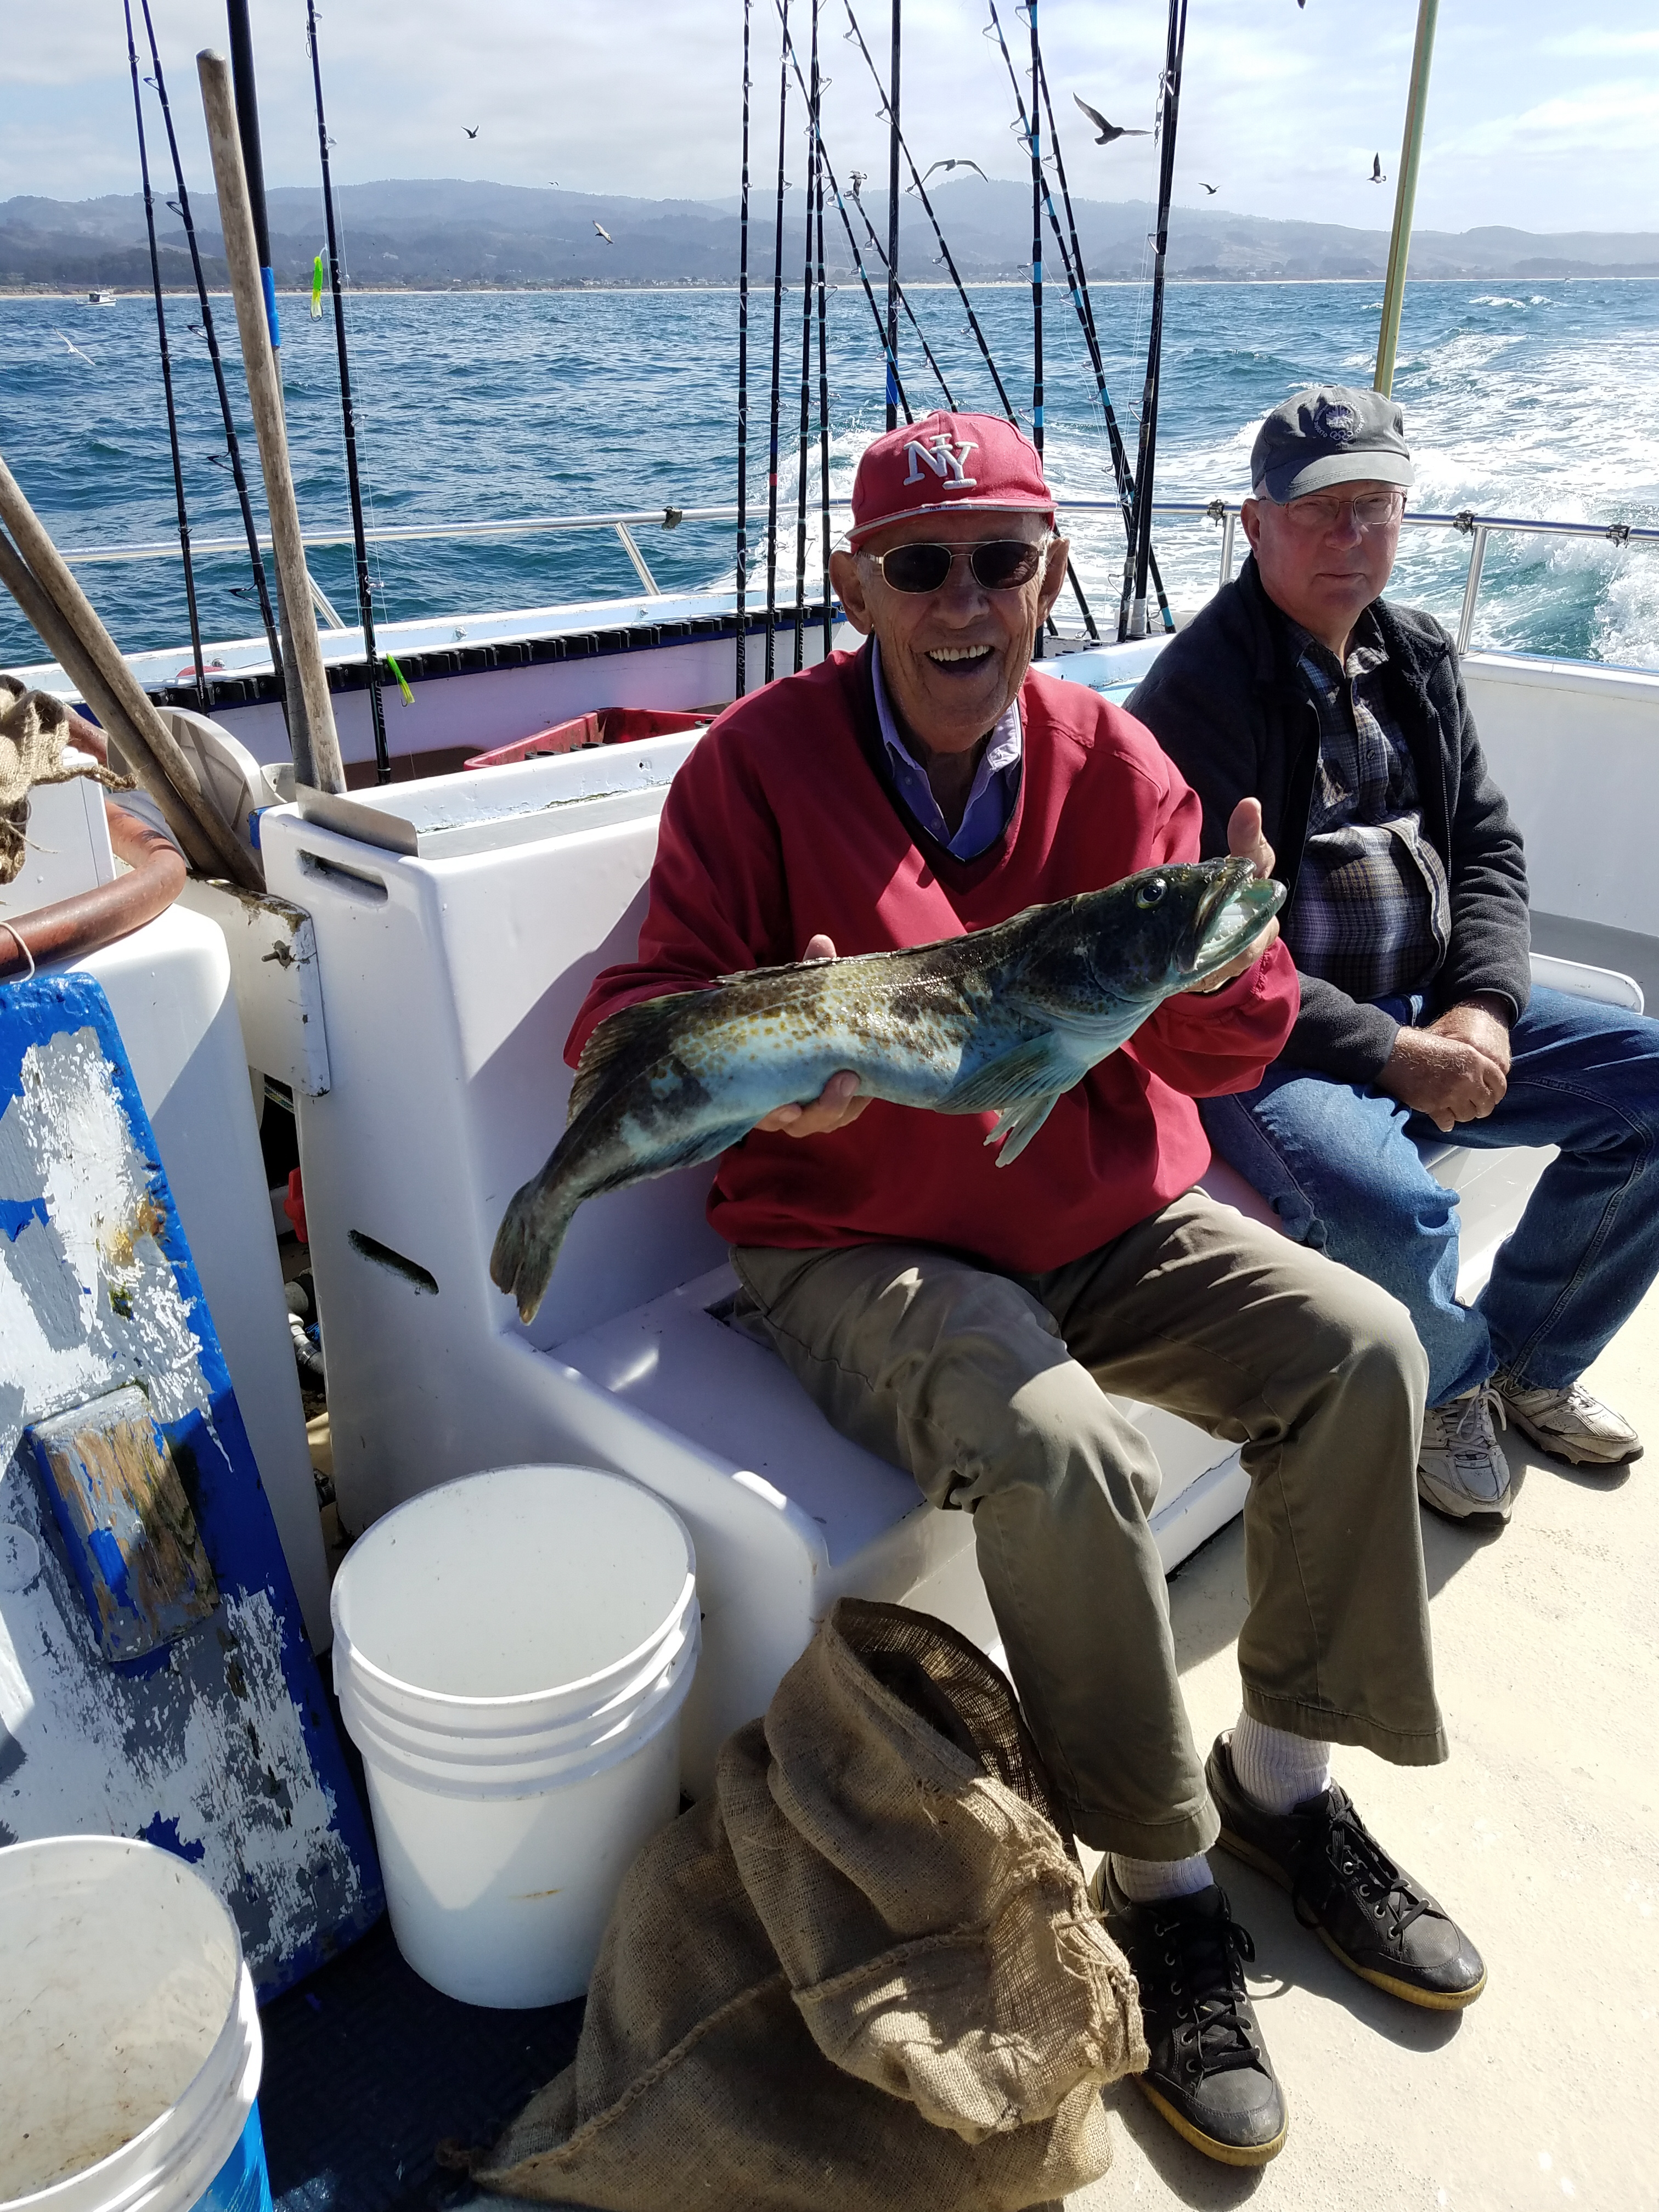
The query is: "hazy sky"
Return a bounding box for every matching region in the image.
[4,0,1657,237]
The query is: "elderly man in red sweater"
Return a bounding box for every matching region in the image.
[567,414,1482,2164]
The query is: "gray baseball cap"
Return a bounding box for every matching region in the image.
[1249,384,1414,503]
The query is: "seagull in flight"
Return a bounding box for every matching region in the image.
[1370,153,1386,182]
[920,157,988,183]
[1073,95,1151,146]
[51,328,94,365]
[594,221,613,243]
[463,125,479,139]
[1199,181,1219,194]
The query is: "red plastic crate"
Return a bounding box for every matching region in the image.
[465,706,709,769]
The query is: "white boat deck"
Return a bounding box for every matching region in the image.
[1068,1272,1658,2212]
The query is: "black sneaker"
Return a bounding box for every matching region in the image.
[1207,1733,1487,2011]
[1091,1861,1288,2166]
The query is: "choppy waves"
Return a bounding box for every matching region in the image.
[1,278,1654,669]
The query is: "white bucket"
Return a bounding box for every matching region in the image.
[330,1462,698,2008]
[0,1837,266,2212]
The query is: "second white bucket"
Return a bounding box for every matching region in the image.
[330,1463,698,2008]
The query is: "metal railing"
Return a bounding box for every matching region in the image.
[53,497,1659,658]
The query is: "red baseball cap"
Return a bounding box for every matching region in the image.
[848,410,1054,545]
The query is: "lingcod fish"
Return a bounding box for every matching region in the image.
[491,853,1283,1320]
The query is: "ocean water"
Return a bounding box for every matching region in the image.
[2,276,1656,672]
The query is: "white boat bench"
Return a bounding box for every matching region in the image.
[256,743,1641,1791]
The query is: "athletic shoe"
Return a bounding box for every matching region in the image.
[1417,1384,1513,1521]
[1493,1372,1643,1467]
[1090,1860,1288,2166]
[1206,1734,1486,2011]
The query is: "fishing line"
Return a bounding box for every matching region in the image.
[307,0,391,780]
[885,0,901,428]
[736,0,752,695]
[1122,0,1188,640]
[323,188,407,706]
[847,190,953,408]
[1026,0,1046,654]
[123,0,207,711]
[843,0,1015,419]
[792,0,822,672]
[765,0,790,682]
[814,30,833,657]
[136,0,285,713]
[1015,7,1173,628]
[775,3,912,422]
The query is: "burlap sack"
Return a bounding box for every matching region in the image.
[477,1599,1146,2212]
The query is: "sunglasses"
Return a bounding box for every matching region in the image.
[861,535,1053,595]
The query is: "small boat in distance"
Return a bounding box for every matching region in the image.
[87,289,117,304]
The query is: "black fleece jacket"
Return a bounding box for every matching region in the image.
[1130,555,1531,1082]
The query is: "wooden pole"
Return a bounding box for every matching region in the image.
[1374,0,1439,397]
[197,48,346,795]
[0,481,258,885]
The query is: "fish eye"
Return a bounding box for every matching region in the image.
[1135,877,1167,910]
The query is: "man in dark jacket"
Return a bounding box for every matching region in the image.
[1133,385,1659,1524]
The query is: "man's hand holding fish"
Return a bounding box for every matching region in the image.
[493,413,1483,2166]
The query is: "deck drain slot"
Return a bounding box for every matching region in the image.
[348,1231,439,1295]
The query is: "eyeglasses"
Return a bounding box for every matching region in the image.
[861,535,1053,595]
[1278,490,1406,535]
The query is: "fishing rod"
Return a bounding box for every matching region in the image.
[1122,0,1188,640]
[843,1,1014,419]
[814,36,833,658]
[735,0,752,694]
[307,0,391,783]
[847,185,952,408]
[775,8,912,419]
[846,2,1090,637]
[136,0,286,710]
[1026,0,1045,657]
[885,0,901,428]
[122,0,207,712]
[1033,36,1173,629]
[792,0,821,671]
[765,0,790,681]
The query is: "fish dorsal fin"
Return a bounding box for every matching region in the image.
[567,990,695,1124]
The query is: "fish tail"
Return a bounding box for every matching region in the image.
[489,1168,579,1324]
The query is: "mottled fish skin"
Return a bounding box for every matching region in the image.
[492,855,1283,1320]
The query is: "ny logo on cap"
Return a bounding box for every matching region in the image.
[902,434,978,489]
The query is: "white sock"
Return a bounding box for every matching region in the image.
[1110,1851,1215,1904]
[1231,1711,1331,1815]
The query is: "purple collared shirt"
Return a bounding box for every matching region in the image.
[871,639,1023,861]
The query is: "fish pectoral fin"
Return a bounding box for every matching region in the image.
[945,1033,1081,1116]
[985,1091,1062,1165]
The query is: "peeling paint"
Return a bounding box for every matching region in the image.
[0,977,380,1994]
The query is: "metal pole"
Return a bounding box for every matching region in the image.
[1455,524,1488,657]
[765,1,789,682]
[735,0,752,695]
[122,0,207,713]
[814,44,833,659]
[306,0,390,783]
[1028,0,1045,659]
[1122,0,1186,640]
[1374,0,1438,397]
[885,0,900,430]
[199,48,346,794]
[793,1,819,672]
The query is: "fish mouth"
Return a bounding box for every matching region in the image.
[1182,856,1283,978]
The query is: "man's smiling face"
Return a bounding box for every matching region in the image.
[830,511,1070,758]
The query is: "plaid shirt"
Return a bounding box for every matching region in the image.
[1282,611,1450,1003]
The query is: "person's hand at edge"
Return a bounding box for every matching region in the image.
[1183,797,1282,994]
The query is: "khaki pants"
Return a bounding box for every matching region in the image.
[733,1189,1443,1860]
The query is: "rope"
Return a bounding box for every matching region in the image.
[736,0,753,695]
[0,678,131,887]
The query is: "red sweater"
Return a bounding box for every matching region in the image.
[567,645,1298,1272]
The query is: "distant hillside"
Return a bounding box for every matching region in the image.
[4,178,1657,290]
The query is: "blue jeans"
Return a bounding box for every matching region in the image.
[1200,986,1659,1408]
